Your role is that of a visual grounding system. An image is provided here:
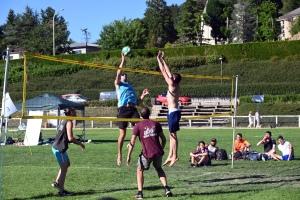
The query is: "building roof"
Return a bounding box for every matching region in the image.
[278,7,300,20]
[11,48,26,54]
[70,43,99,48]
[15,93,85,111]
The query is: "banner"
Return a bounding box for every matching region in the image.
[1,92,18,117]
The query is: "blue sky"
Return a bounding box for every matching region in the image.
[1,0,185,43]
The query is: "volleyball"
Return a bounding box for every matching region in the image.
[122,46,133,55]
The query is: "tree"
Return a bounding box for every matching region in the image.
[143,0,177,48]
[253,1,280,41]
[230,0,256,43]
[220,0,234,43]
[0,25,5,53]
[3,9,21,49]
[281,0,300,14]
[169,3,181,31]
[290,16,300,36]
[2,6,70,55]
[97,18,147,50]
[176,0,204,45]
[205,0,227,44]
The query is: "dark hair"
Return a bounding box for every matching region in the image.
[173,73,181,83]
[265,131,272,136]
[121,73,127,76]
[64,107,75,116]
[198,141,205,146]
[237,133,242,138]
[277,135,283,140]
[211,138,217,142]
[140,107,150,119]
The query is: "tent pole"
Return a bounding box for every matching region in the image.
[1,48,10,144]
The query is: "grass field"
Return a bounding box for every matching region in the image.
[1,128,300,200]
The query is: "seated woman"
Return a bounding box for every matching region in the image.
[189,141,211,167]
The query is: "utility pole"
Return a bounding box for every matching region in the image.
[81,28,91,43]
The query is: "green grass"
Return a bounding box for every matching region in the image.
[1,128,300,199]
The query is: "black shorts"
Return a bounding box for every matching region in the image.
[117,106,140,129]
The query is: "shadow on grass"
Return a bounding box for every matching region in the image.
[185,173,300,187]
[90,139,130,144]
[13,187,135,199]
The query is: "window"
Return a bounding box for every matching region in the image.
[73,50,82,54]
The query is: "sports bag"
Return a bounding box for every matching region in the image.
[245,150,261,161]
[216,149,228,160]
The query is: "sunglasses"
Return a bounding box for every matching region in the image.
[121,74,127,76]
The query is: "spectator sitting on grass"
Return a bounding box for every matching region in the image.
[206,138,219,160]
[257,131,276,161]
[233,133,251,159]
[271,135,294,161]
[189,141,211,167]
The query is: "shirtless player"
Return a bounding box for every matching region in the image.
[157,50,182,167]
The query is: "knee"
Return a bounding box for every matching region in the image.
[170,133,177,140]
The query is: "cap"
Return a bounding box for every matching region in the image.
[211,138,217,142]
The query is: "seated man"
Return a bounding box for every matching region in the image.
[206,138,219,160]
[257,131,276,161]
[189,141,211,167]
[233,133,252,159]
[271,135,294,161]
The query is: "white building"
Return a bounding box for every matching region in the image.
[69,43,100,54]
[201,0,214,45]
[278,7,300,40]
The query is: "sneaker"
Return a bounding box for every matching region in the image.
[189,163,196,168]
[132,193,143,199]
[51,182,60,190]
[58,190,73,196]
[166,189,173,197]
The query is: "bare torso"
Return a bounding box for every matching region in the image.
[167,83,180,109]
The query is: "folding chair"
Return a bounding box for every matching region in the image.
[13,123,26,142]
[76,129,84,142]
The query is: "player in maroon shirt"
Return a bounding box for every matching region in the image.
[126,107,173,199]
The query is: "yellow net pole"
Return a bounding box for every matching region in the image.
[22,52,27,116]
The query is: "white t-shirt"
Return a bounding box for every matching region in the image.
[278,141,291,155]
[249,114,254,123]
[255,112,260,120]
[208,145,218,156]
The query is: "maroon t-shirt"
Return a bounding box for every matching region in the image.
[133,119,164,159]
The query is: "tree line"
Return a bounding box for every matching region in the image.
[1,0,300,56]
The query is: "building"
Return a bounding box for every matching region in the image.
[69,42,100,54]
[278,7,300,40]
[200,0,214,45]
[9,48,25,60]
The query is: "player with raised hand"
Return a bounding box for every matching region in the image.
[157,50,182,167]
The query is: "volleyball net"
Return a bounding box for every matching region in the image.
[18,52,236,124]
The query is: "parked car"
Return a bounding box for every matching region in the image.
[62,94,90,103]
[99,91,117,101]
[155,93,191,106]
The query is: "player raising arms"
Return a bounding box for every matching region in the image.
[157,50,182,167]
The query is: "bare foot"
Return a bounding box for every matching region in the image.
[117,155,122,166]
[169,158,179,167]
[162,159,171,166]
